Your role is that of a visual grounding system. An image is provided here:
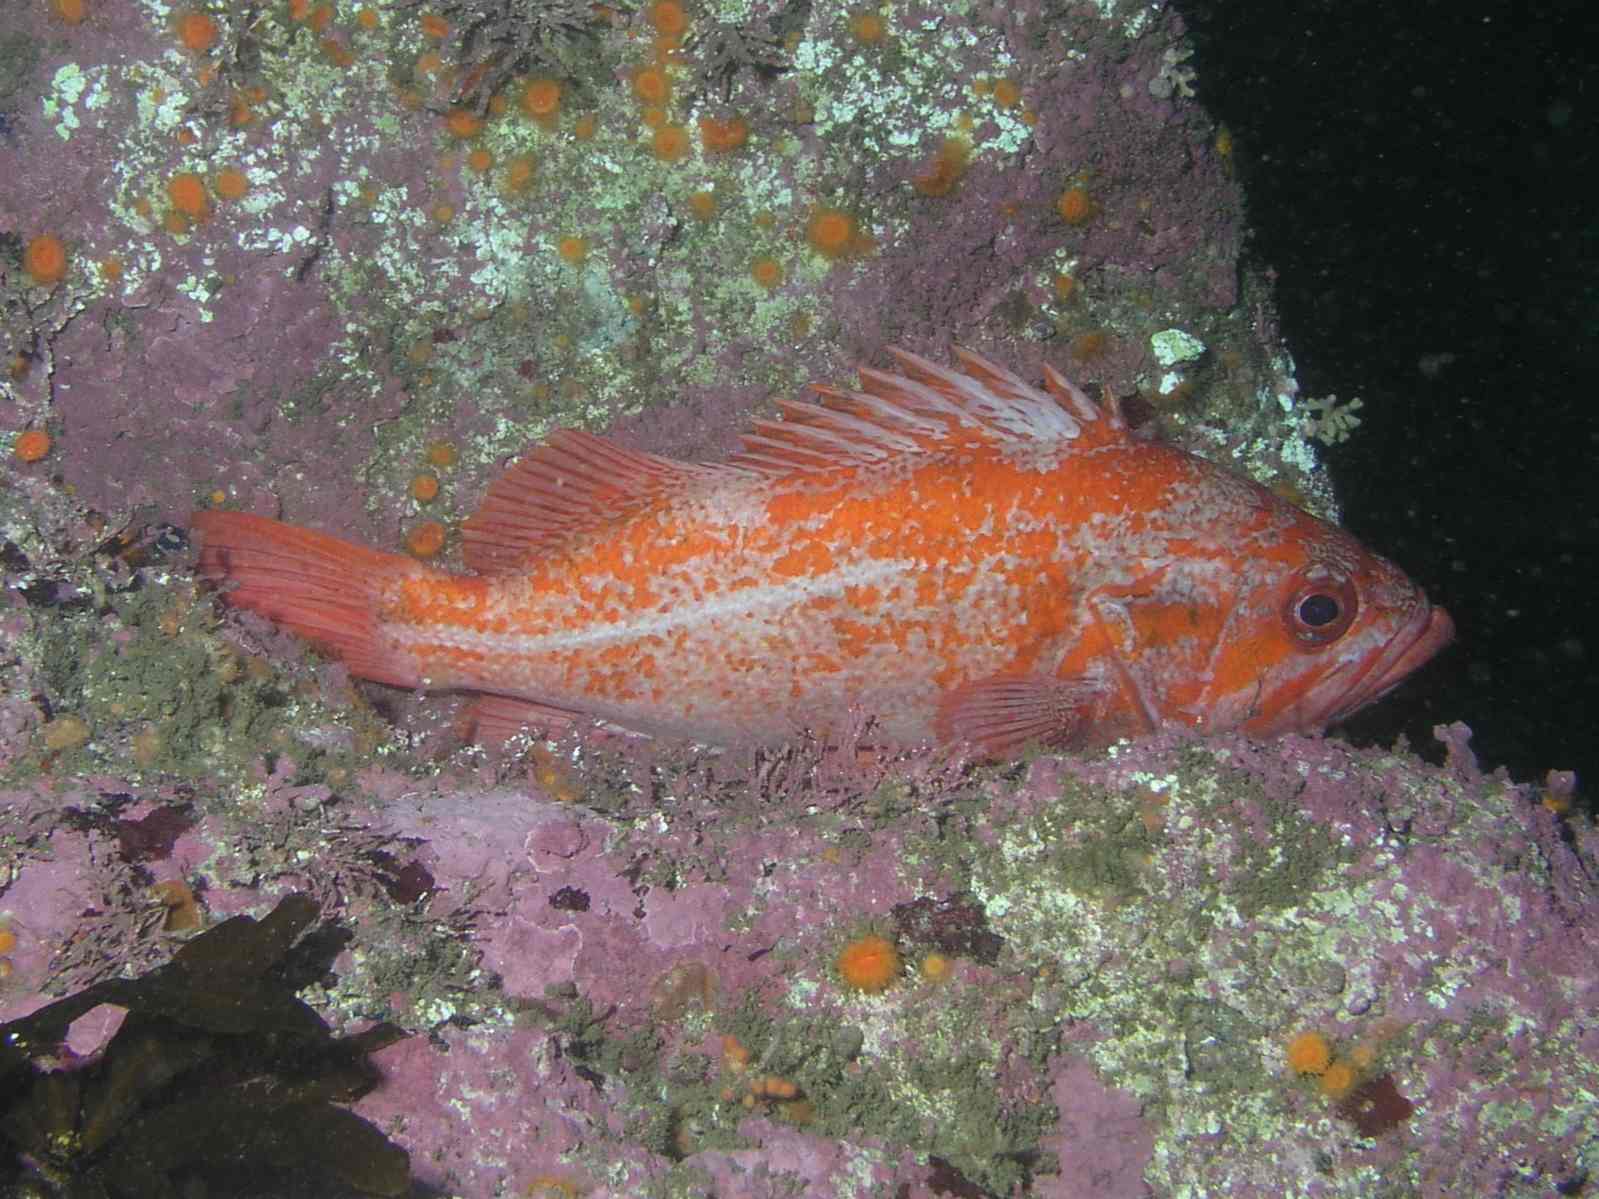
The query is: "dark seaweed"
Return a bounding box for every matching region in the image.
[0,894,411,1198]
[394,0,613,110]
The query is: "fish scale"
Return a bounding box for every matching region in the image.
[394,459,1067,743]
[192,347,1452,755]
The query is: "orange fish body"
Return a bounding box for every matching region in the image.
[192,348,1452,756]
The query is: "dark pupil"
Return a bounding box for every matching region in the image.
[1299,593,1341,627]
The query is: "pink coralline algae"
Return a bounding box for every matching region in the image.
[1039,1059,1156,1199]
[1,723,1594,1197]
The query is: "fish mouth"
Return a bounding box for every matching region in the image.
[1320,602,1455,728]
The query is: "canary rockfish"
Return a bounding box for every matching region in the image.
[191,347,1452,756]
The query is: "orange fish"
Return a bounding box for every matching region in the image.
[190,347,1452,756]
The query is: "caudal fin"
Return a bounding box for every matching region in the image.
[190,511,421,688]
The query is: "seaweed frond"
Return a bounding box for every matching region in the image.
[685,18,791,103]
[395,0,616,110]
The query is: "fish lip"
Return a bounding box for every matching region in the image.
[1323,602,1455,727]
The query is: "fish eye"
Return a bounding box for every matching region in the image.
[1298,593,1341,627]
[1282,573,1358,646]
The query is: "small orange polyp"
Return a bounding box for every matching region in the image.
[836,933,899,992]
[848,11,886,45]
[406,521,447,559]
[651,124,690,161]
[1284,1029,1333,1076]
[175,11,218,53]
[699,114,748,154]
[444,107,483,139]
[1318,1059,1360,1099]
[1056,185,1097,226]
[632,65,670,106]
[13,429,53,463]
[214,166,249,200]
[520,78,562,125]
[750,256,782,290]
[167,172,210,220]
[23,234,68,285]
[648,1,687,36]
[806,206,858,259]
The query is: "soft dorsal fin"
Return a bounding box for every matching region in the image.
[726,345,1120,473]
[461,429,744,576]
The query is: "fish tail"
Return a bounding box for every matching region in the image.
[189,511,421,688]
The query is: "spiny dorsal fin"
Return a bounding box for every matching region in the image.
[727,345,1121,473]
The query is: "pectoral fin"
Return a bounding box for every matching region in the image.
[934,674,1108,756]
[461,693,585,747]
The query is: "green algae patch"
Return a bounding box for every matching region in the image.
[3,566,390,792]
